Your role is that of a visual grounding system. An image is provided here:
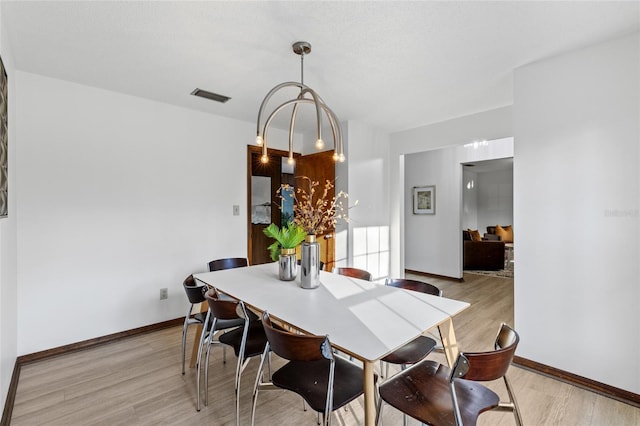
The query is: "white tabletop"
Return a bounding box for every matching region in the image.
[194,263,469,363]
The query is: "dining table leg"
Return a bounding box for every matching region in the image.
[438,317,460,367]
[363,360,376,426]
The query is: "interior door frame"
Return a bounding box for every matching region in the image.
[247,145,299,265]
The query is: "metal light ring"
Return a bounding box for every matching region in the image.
[262,98,341,157]
[293,98,342,158]
[286,100,340,161]
[297,86,328,105]
[321,104,344,157]
[298,87,324,144]
[262,97,333,144]
[288,103,299,158]
[256,81,312,135]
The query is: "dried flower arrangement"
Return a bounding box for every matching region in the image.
[279,176,355,236]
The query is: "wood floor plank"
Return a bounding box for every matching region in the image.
[10,272,640,425]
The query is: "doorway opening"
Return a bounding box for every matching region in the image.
[247,146,337,269]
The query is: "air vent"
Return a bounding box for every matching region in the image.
[191,88,231,103]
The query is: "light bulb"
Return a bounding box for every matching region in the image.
[261,154,269,164]
[315,138,324,149]
[256,135,263,146]
[338,153,345,162]
[332,152,339,161]
[287,156,295,165]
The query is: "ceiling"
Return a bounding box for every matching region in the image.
[2,1,638,134]
[463,158,513,174]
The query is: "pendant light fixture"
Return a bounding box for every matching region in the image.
[255,41,345,165]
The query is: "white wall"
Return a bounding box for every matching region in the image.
[461,169,478,230]
[389,106,513,276]
[404,147,461,277]
[514,33,639,392]
[342,120,390,279]
[0,3,18,409]
[14,72,289,355]
[476,168,513,234]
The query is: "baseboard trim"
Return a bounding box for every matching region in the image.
[17,317,183,365]
[513,356,640,408]
[404,269,464,282]
[0,361,21,426]
[1,317,183,424]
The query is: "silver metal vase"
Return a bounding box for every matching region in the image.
[299,235,320,289]
[278,248,297,281]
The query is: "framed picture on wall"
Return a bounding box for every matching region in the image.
[0,54,7,218]
[413,185,435,215]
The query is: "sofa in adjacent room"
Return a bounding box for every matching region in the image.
[484,225,514,243]
[463,229,506,270]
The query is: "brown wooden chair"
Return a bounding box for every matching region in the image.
[182,275,244,376]
[200,289,267,423]
[251,312,368,426]
[208,257,248,272]
[181,275,210,375]
[381,279,442,372]
[335,267,372,281]
[380,279,442,426]
[377,323,522,426]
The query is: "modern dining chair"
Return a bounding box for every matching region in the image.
[381,278,442,426]
[251,311,368,426]
[208,257,248,272]
[376,323,522,426]
[181,275,209,375]
[381,279,442,374]
[182,278,244,411]
[335,267,372,281]
[201,288,268,424]
[208,257,249,302]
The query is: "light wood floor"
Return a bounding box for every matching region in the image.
[10,273,640,425]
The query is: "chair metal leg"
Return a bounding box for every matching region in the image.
[181,305,193,375]
[181,319,188,375]
[504,375,523,426]
[400,364,408,426]
[251,346,277,426]
[375,397,383,426]
[204,329,215,407]
[250,352,267,426]
[235,361,241,426]
[195,319,209,412]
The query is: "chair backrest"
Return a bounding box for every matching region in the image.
[335,267,372,281]
[261,312,332,362]
[451,323,519,383]
[385,278,442,296]
[208,257,248,272]
[203,288,241,321]
[183,274,206,304]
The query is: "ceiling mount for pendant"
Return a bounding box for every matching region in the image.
[292,41,311,56]
[255,41,345,165]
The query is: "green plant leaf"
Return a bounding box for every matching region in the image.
[263,222,307,261]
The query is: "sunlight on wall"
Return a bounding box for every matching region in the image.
[352,225,390,280]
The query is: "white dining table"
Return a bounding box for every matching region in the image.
[194,262,469,426]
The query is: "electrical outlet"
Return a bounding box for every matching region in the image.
[233,205,240,216]
[160,288,168,300]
